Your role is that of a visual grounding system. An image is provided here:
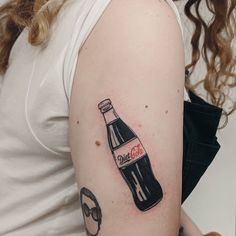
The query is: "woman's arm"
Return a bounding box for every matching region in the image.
[69,0,185,235]
[180,208,222,236]
[180,208,203,236]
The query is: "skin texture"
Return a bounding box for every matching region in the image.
[180,208,202,236]
[69,0,185,235]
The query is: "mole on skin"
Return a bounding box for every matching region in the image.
[145,105,148,108]
[76,120,80,124]
[165,110,168,114]
[95,140,101,146]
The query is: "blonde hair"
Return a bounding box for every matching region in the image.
[0,0,66,74]
[0,0,236,122]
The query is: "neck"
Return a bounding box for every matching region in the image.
[103,108,119,124]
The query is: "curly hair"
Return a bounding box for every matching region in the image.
[0,0,236,121]
[0,0,66,73]
[175,0,236,120]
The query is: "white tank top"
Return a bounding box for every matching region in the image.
[0,0,188,235]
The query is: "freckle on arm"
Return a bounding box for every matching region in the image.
[95,140,101,146]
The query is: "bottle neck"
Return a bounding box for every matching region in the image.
[103,108,119,124]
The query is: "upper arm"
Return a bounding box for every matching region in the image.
[69,0,185,235]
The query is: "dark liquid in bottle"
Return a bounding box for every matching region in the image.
[107,118,163,211]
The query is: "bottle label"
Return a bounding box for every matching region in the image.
[113,138,146,168]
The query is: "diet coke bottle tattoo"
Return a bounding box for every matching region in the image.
[98,99,163,211]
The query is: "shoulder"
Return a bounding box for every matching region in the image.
[78,0,184,62]
[90,0,183,43]
[76,0,185,84]
[72,0,185,101]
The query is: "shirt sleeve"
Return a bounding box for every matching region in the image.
[62,0,112,104]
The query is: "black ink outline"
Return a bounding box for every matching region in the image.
[80,187,102,236]
[98,98,163,211]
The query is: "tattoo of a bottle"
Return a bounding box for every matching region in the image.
[98,99,163,211]
[80,187,102,236]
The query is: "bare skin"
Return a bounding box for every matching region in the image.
[180,208,203,236]
[68,0,210,235]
